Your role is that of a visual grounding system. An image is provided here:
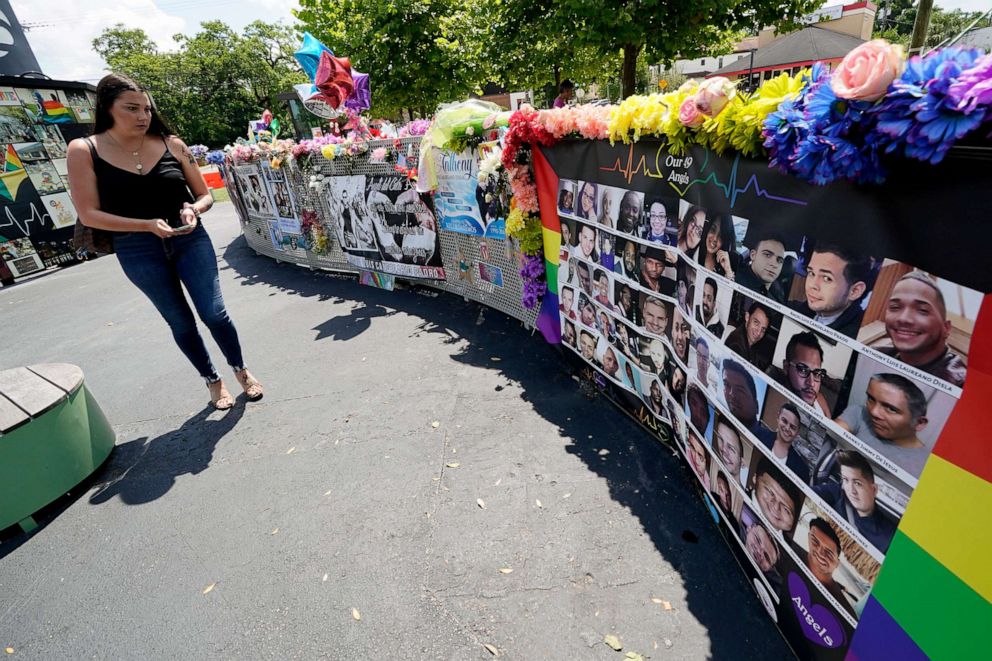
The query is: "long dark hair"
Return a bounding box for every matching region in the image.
[94,73,174,137]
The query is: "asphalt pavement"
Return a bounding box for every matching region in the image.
[0,203,793,659]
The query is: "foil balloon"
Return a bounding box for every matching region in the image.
[314,51,355,109]
[293,32,332,81]
[345,71,371,112]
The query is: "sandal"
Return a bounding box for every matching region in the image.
[235,369,264,402]
[208,379,236,410]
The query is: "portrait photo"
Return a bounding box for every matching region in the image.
[787,238,880,339]
[638,292,672,340]
[689,213,749,282]
[557,178,577,217]
[693,270,733,339]
[574,180,599,222]
[786,499,881,621]
[767,317,856,419]
[676,200,709,257]
[857,261,980,389]
[639,244,677,297]
[614,188,645,236]
[724,291,782,372]
[738,503,785,599]
[641,195,680,246]
[808,426,910,555]
[748,455,805,537]
[833,353,957,480]
[710,411,756,490]
[613,236,641,285]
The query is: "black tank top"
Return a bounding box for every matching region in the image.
[86,136,194,228]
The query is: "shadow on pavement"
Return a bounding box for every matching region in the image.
[88,402,245,507]
[221,235,792,658]
[0,404,245,560]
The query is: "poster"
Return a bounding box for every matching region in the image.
[24,160,65,195]
[236,163,274,219]
[434,148,506,240]
[262,163,300,234]
[39,192,77,229]
[539,139,987,660]
[35,125,67,159]
[0,105,35,143]
[15,88,75,124]
[321,174,445,280]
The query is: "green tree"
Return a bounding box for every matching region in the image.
[498,0,822,98]
[473,0,617,103]
[295,0,483,119]
[93,20,306,146]
[873,2,988,49]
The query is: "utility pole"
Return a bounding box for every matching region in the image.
[909,0,934,55]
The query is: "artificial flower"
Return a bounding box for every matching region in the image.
[694,77,737,117]
[678,96,705,127]
[948,53,992,113]
[370,147,388,162]
[871,47,986,164]
[831,39,905,102]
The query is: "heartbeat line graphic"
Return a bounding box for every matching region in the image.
[600,143,667,183]
[600,144,807,208]
[0,202,51,237]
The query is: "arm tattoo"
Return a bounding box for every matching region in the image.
[183,146,196,166]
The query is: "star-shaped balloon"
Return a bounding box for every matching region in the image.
[345,71,371,112]
[293,32,332,81]
[314,51,355,110]
[293,33,372,118]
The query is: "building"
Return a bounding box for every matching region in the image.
[662,2,877,86]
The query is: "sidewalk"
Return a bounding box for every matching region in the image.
[0,203,792,659]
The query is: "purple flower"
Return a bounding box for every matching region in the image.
[870,47,986,164]
[948,54,992,113]
[519,254,547,309]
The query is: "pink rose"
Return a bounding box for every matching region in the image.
[694,77,736,117]
[831,39,904,102]
[678,96,704,128]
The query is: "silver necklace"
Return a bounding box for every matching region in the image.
[106,131,146,172]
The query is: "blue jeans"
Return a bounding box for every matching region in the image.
[114,224,245,382]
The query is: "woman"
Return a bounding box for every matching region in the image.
[694,214,738,279]
[597,189,614,229]
[677,205,707,255]
[67,73,263,410]
[557,187,574,215]
[577,181,598,221]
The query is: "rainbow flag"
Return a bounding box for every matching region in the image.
[531,147,562,344]
[0,145,27,202]
[35,92,73,124]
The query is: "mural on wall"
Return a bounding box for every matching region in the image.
[0,81,95,275]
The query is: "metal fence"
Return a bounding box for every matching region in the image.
[230,138,539,329]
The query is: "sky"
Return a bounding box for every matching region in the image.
[11,0,990,83]
[11,0,301,83]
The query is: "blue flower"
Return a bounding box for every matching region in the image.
[869,47,987,164]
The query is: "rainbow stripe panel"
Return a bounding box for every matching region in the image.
[848,297,992,660]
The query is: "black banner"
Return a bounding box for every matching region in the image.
[542,138,988,660]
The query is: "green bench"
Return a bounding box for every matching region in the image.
[0,364,116,533]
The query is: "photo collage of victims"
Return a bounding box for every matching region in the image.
[234,163,304,253]
[555,176,981,629]
[0,87,79,230]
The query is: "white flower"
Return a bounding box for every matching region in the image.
[466,126,475,136]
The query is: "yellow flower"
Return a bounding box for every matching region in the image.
[505,207,526,236]
[320,144,336,160]
[270,157,281,169]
